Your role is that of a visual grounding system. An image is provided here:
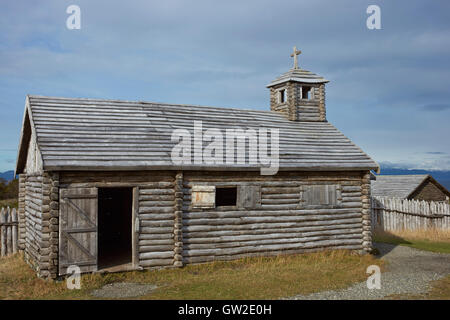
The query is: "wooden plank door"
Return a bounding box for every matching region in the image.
[59,188,98,275]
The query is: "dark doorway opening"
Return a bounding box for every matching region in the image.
[98,187,132,270]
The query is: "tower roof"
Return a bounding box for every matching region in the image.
[267,68,329,88]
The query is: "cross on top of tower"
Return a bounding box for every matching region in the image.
[290,46,302,69]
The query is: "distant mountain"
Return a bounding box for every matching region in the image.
[378,167,450,191]
[0,170,14,182]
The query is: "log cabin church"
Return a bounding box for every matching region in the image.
[15,48,379,279]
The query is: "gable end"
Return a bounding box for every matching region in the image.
[15,96,43,176]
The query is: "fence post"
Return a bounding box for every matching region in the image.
[12,208,18,254]
[0,207,6,257]
[0,207,19,257]
[6,207,12,255]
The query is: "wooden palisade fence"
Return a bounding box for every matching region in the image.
[371,197,450,231]
[0,207,19,257]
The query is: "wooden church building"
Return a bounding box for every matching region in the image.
[15,49,378,279]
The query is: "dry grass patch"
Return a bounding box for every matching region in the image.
[0,253,68,299]
[374,229,450,254]
[424,275,450,299]
[1,250,382,300]
[378,229,450,242]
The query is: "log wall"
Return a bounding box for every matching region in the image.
[181,171,369,264]
[20,173,59,279]
[19,170,371,278]
[137,179,176,268]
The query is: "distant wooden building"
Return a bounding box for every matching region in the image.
[371,175,450,202]
[15,51,378,279]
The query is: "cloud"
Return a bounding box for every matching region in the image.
[0,0,450,172]
[421,104,450,112]
[425,151,446,155]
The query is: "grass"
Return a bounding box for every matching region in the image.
[373,229,450,254]
[0,198,18,209]
[423,275,450,299]
[0,250,382,300]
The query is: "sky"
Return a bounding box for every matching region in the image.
[0,0,449,172]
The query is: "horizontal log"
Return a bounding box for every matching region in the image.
[182,209,361,221]
[139,213,175,220]
[342,197,362,202]
[139,200,174,207]
[261,198,299,205]
[183,221,362,238]
[139,195,175,201]
[183,216,362,233]
[140,227,174,234]
[342,186,361,192]
[139,189,174,196]
[140,258,174,267]
[186,213,366,226]
[139,245,174,252]
[182,244,363,264]
[183,230,363,248]
[184,238,362,257]
[140,220,174,227]
[139,251,174,259]
[139,207,173,214]
[139,239,174,246]
[183,202,362,213]
[262,193,300,199]
[139,233,174,240]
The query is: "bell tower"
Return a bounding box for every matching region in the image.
[267,47,329,122]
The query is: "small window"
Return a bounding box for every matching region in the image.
[279,89,286,103]
[301,86,311,100]
[216,187,237,206]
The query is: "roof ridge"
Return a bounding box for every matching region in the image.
[27,94,277,115]
[376,174,429,177]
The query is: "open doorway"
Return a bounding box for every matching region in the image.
[98,187,132,270]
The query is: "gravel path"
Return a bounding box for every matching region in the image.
[91,282,158,299]
[287,243,450,300]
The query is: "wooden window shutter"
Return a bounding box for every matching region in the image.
[302,184,341,207]
[59,187,98,275]
[191,185,215,208]
[238,185,261,209]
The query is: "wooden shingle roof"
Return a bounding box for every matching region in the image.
[371,174,450,199]
[267,68,329,87]
[15,95,378,173]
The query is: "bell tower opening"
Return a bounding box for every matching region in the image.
[301,86,312,100]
